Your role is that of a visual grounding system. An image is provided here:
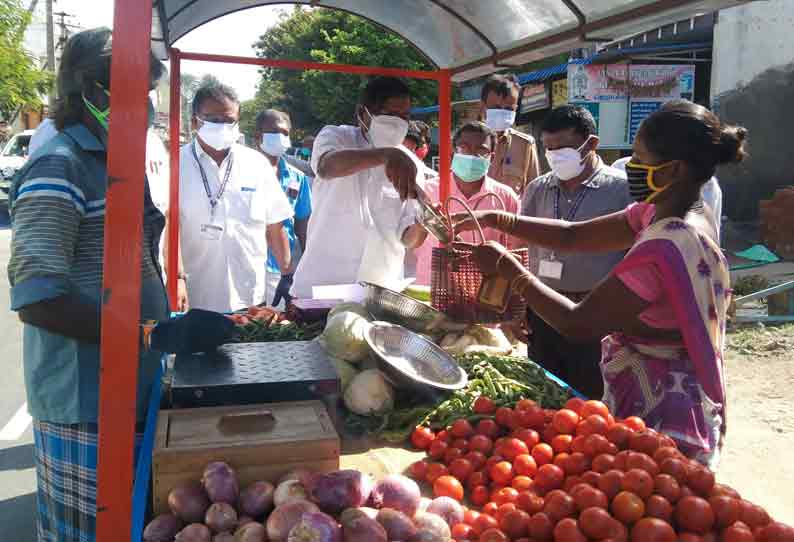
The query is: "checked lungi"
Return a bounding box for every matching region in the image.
[33,421,142,542]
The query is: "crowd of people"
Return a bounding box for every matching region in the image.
[6,27,744,542]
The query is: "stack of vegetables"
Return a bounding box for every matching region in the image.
[226,306,324,343]
[144,460,473,542]
[407,398,794,542]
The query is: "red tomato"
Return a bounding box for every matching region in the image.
[535,463,564,492]
[592,453,617,473]
[490,461,515,486]
[626,452,660,476]
[436,429,451,443]
[553,518,587,542]
[494,502,517,523]
[428,439,449,460]
[502,437,530,460]
[409,460,428,480]
[580,400,610,419]
[451,438,469,452]
[485,454,506,471]
[577,414,609,438]
[528,512,554,540]
[582,433,611,457]
[482,502,499,517]
[479,527,509,542]
[629,430,661,456]
[564,452,590,476]
[739,500,771,529]
[516,406,546,429]
[495,407,516,429]
[464,450,487,471]
[544,490,576,522]
[517,491,544,514]
[410,426,435,450]
[571,435,587,453]
[511,475,533,492]
[515,399,539,411]
[660,457,689,484]
[467,470,489,489]
[573,485,609,511]
[426,462,449,483]
[654,473,681,503]
[710,483,741,500]
[622,468,654,499]
[551,434,573,454]
[492,487,519,506]
[473,396,497,414]
[611,491,646,524]
[531,443,554,466]
[599,469,625,500]
[607,423,633,449]
[565,397,586,414]
[675,496,716,534]
[580,470,601,487]
[513,454,538,477]
[434,475,464,501]
[624,416,647,432]
[470,485,490,506]
[631,517,676,542]
[463,509,480,526]
[709,495,741,528]
[500,509,530,539]
[469,434,494,455]
[645,494,674,522]
[477,419,500,438]
[450,419,475,438]
[473,514,499,536]
[444,447,464,465]
[653,446,681,464]
[512,428,540,449]
[579,506,614,539]
[758,522,794,542]
[722,522,756,542]
[451,522,473,540]
[687,466,716,497]
[552,409,580,434]
[449,458,474,481]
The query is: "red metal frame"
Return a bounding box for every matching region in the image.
[166,50,454,301]
[96,0,153,539]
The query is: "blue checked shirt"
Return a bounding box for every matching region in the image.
[266,157,312,274]
[7,124,169,424]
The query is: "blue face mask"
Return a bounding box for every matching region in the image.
[451,152,491,183]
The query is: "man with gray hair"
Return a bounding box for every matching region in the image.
[178,82,293,312]
[253,109,312,307]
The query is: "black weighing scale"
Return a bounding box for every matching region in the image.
[171,341,340,408]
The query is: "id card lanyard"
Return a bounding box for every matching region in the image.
[192,142,234,220]
[547,172,596,261]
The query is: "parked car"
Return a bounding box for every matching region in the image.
[0,130,34,198]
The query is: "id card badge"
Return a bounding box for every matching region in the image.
[538,253,564,280]
[200,223,224,241]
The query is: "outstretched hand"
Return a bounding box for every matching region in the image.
[467,240,525,279]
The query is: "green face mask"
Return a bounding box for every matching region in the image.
[82,83,110,130]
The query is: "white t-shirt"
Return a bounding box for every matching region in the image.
[611,156,722,241]
[292,125,419,298]
[179,139,293,312]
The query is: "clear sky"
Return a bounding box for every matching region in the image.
[25,0,286,100]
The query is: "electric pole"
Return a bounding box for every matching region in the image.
[46,0,55,110]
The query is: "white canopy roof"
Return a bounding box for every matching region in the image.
[152,0,751,81]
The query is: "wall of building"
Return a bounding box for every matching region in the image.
[711,0,794,220]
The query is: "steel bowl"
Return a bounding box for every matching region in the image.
[360,281,465,335]
[365,321,467,392]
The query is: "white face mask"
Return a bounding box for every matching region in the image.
[485,108,516,132]
[545,138,593,181]
[365,109,409,148]
[260,132,291,157]
[198,121,239,151]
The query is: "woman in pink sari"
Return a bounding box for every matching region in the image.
[458,102,746,468]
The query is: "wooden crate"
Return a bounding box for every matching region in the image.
[152,400,340,514]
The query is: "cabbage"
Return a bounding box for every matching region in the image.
[319,312,371,362]
[330,357,359,392]
[343,370,394,416]
[327,302,371,321]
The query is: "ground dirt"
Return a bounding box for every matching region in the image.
[720,323,794,523]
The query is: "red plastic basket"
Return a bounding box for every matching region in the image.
[430,194,528,323]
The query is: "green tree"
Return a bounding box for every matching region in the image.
[0,0,51,119]
[250,7,438,138]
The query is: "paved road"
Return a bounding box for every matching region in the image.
[0,206,38,541]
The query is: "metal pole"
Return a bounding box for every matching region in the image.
[437,70,453,202]
[45,0,55,110]
[95,0,152,539]
[167,49,182,305]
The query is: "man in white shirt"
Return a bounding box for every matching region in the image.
[291,77,423,298]
[178,82,293,312]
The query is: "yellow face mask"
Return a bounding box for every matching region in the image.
[625,160,675,203]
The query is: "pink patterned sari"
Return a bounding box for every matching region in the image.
[601,216,729,468]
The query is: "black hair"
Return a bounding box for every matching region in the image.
[640,100,747,185]
[541,105,597,139]
[405,121,426,147]
[192,82,239,117]
[480,73,520,102]
[453,121,495,152]
[54,27,166,130]
[360,76,411,112]
[255,109,290,132]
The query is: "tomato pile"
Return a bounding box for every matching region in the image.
[408,397,793,542]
